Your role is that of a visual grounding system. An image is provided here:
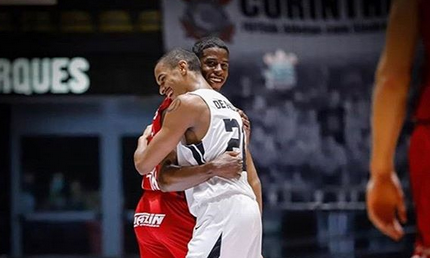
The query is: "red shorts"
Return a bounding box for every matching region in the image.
[134,190,196,258]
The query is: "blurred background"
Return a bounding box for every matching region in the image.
[0,0,423,257]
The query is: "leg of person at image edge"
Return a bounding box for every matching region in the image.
[409,125,430,258]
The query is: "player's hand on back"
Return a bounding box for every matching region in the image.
[137,124,153,149]
[142,124,152,139]
[138,124,152,143]
[237,109,251,145]
[211,151,243,179]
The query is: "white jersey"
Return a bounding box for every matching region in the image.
[176,89,255,217]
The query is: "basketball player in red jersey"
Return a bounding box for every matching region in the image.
[366,0,430,257]
[133,37,262,258]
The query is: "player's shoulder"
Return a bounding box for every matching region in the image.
[177,93,207,108]
[165,94,205,115]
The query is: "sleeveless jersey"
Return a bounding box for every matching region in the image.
[416,0,430,120]
[176,89,255,217]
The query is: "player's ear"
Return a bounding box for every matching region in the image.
[178,60,187,75]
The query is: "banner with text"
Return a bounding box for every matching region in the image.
[162,0,389,60]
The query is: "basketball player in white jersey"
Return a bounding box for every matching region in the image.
[135,48,262,257]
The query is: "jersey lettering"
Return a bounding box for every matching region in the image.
[223,118,241,152]
[223,118,247,171]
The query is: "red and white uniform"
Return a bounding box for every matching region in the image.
[134,97,196,258]
[409,0,430,250]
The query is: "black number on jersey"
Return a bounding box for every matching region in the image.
[223,118,241,151]
[223,118,247,171]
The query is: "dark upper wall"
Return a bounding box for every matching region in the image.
[0,0,163,96]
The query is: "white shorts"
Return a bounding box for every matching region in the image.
[186,194,262,258]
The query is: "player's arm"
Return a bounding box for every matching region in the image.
[246,150,263,214]
[157,150,243,192]
[134,96,197,175]
[366,0,419,241]
[134,125,153,175]
[238,109,263,214]
[370,0,419,178]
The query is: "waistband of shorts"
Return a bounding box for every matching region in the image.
[193,192,256,215]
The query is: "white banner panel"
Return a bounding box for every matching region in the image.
[162,0,389,60]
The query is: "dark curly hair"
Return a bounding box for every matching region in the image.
[192,36,229,58]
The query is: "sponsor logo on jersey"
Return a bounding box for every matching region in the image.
[134,213,166,228]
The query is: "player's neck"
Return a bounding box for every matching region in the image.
[188,76,212,92]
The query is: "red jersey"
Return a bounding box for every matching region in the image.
[416,0,430,120]
[141,97,172,191]
[134,97,195,258]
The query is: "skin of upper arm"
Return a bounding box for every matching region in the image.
[136,95,200,174]
[370,0,419,172]
[377,0,419,82]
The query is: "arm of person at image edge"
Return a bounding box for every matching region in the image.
[366,0,419,241]
[238,108,263,215]
[134,95,243,191]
